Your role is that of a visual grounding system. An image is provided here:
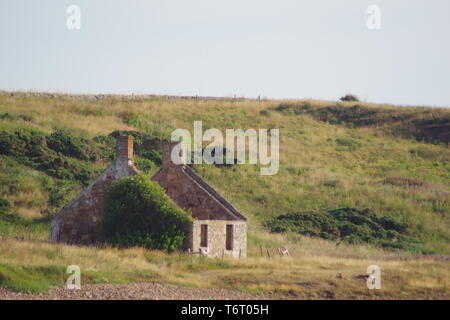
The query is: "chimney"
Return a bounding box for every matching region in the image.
[116,135,134,161]
[163,141,189,166]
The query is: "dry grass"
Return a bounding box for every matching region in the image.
[2,92,448,252]
[0,92,449,298]
[0,237,448,299]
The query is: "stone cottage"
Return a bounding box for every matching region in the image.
[51,136,247,258]
[51,136,139,244]
[152,143,247,258]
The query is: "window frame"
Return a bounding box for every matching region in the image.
[226,224,233,251]
[200,224,208,247]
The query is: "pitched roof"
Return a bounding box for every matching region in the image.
[181,165,246,221]
[151,164,246,221]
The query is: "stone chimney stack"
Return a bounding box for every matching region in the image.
[163,142,178,166]
[163,141,189,166]
[116,135,134,161]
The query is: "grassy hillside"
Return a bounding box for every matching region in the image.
[0,91,449,297]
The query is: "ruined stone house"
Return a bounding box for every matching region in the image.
[51,136,247,258]
[152,143,247,258]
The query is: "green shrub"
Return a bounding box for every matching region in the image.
[48,129,112,161]
[377,215,408,233]
[264,207,426,253]
[270,101,450,144]
[0,127,47,161]
[139,150,163,165]
[0,127,175,198]
[0,198,12,215]
[0,129,101,185]
[0,112,33,122]
[47,129,86,159]
[45,179,82,210]
[272,102,312,115]
[340,94,359,102]
[133,158,155,174]
[102,175,192,252]
[0,128,168,187]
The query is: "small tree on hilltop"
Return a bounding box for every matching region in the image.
[340,94,359,102]
[102,175,192,252]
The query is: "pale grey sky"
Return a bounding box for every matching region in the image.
[1,0,449,106]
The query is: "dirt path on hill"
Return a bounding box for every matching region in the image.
[0,282,284,300]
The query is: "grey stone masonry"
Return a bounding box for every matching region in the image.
[152,142,247,258]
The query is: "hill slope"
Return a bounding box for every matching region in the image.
[0,91,449,298]
[0,91,449,255]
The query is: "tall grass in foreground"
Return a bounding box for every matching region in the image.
[0,238,448,298]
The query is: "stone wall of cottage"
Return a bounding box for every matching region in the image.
[51,136,138,244]
[191,220,247,258]
[151,143,248,258]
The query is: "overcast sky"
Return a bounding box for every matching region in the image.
[1,0,449,106]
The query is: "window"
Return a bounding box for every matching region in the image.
[226,224,233,251]
[200,224,208,247]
